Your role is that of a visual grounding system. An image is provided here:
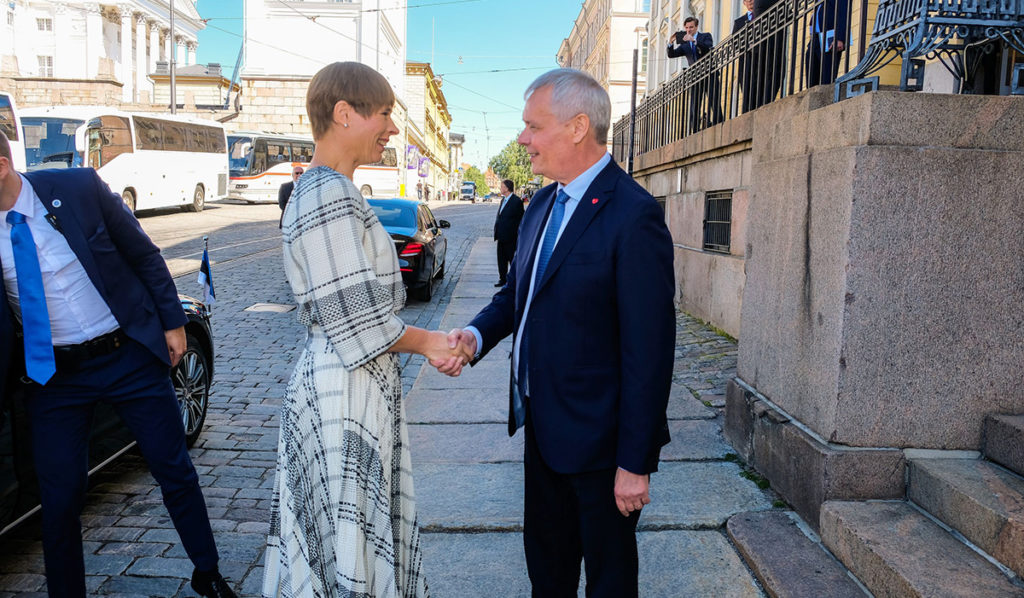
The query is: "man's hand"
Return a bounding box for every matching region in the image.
[830,40,845,52]
[165,326,186,368]
[425,330,470,377]
[447,328,478,360]
[614,468,650,517]
[682,33,695,42]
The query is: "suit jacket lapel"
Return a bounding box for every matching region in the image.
[515,186,555,310]
[533,161,620,295]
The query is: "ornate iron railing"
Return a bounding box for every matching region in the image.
[835,0,1024,98]
[613,0,869,164]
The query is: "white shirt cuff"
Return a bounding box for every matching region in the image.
[464,325,484,360]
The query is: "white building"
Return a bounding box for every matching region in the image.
[556,0,650,145]
[0,0,203,103]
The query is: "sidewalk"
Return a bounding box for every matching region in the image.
[407,239,777,597]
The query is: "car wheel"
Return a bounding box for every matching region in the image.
[174,334,210,447]
[122,189,136,213]
[360,185,372,198]
[188,184,205,213]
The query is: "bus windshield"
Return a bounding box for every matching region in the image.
[22,117,84,170]
[227,135,253,176]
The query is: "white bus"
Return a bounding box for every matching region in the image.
[227,132,399,202]
[19,106,228,212]
[0,93,25,171]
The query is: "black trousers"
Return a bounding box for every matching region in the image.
[524,422,641,598]
[807,36,844,87]
[25,338,218,598]
[496,239,516,284]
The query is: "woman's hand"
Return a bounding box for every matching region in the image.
[425,330,470,377]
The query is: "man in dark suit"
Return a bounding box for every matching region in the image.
[668,17,722,131]
[806,0,849,86]
[0,134,236,598]
[446,69,675,597]
[492,178,524,287]
[277,164,304,228]
[735,0,786,113]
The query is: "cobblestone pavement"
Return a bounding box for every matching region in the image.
[0,201,778,596]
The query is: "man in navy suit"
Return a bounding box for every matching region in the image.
[668,17,723,131]
[806,0,850,86]
[493,178,525,287]
[446,69,675,596]
[0,133,235,598]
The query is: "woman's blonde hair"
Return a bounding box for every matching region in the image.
[306,62,395,140]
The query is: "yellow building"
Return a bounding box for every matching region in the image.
[405,62,453,201]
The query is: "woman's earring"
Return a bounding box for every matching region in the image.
[343,123,349,128]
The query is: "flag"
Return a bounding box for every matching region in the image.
[197,248,215,305]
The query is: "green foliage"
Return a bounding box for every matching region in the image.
[488,139,534,189]
[772,499,790,509]
[463,165,489,194]
[739,469,771,490]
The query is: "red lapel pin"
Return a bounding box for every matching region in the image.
[591,198,599,204]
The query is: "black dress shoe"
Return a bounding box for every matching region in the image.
[494,280,506,287]
[191,568,238,598]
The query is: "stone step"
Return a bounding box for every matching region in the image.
[727,510,868,598]
[908,457,1024,578]
[984,414,1024,477]
[820,501,1024,598]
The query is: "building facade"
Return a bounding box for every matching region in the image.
[0,0,203,104]
[404,62,452,201]
[556,0,650,145]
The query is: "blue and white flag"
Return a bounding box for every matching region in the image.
[198,248,216,305]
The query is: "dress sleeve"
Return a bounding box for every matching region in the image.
[289,181,406,370]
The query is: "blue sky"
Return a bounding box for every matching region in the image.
[195,0,584,168]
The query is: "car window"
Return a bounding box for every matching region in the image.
[417,207,431,232]
[423,205,439,230]
[369,202,416,228]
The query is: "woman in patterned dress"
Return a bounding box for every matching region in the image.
[263,62,466,598]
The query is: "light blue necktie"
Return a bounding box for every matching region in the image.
[513,189,570,430]
[7,211,55,384]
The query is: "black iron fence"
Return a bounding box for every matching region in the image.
[613,0,870,163]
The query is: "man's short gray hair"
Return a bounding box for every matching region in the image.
[525,69,611,144]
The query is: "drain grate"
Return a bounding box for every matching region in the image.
[243,302,296,313]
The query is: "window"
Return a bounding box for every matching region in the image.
[37,56,53,77]
[371,146,398,167]
[36,18,51,31]
[267,142,290,165]
[702,190,732,253]
[161,123,187,151]
[133,116,163,150]
[641,39,649,74]
[7,12,14,26]
[292,142,313,163]
[86,116,133,169]
[0,95,18,141]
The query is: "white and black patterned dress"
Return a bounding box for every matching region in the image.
[263,166,429,598]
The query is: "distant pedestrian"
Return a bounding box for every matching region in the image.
[264,61,466,597]
[416,180,423,199]
[493,178,524,287]
[277,165,304,228]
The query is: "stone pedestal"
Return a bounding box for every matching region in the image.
[725,88,1024,523]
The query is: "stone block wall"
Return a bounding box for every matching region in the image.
[6,77,124,107]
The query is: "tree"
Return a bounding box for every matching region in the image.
[488,139,533,189]
[463,165,489,195]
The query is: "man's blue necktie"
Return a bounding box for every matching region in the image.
[7,211,55,384]
[513,189,570,430]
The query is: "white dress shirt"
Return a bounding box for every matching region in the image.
[468,153,613,393]
[0,173,119,345]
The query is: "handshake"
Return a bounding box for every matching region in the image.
[425,328,479,377]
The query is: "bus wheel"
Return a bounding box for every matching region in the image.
[360,185,372,198]
[189,184,205,213]
[122,189,136,213]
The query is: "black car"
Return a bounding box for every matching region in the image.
[368,198,450,301]
[0,295,214,535]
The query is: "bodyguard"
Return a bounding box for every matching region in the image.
[0,133,236,597]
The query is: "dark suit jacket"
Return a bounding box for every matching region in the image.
[0,169,186,401]
[468,160,675,476]
[667,32,714,66]
[277,181,294,212]
[810,0,850,46]
[493,193,524,243]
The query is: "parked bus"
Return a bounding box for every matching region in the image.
[226,132,399,202]
[18,106,228,212]
[0,92,25,171]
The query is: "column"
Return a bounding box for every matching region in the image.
[148,21,160,74]
[84,3,104,79]
[176,36,185,66]
[119,4,133,101]
[186,40,196,66]
[135,13,148,102]
[165,29,172,65]
[51,3,71,78]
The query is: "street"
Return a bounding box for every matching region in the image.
[0,199,775,597]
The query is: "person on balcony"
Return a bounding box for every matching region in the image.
[668,17,723,132]
[806,0,850,86]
